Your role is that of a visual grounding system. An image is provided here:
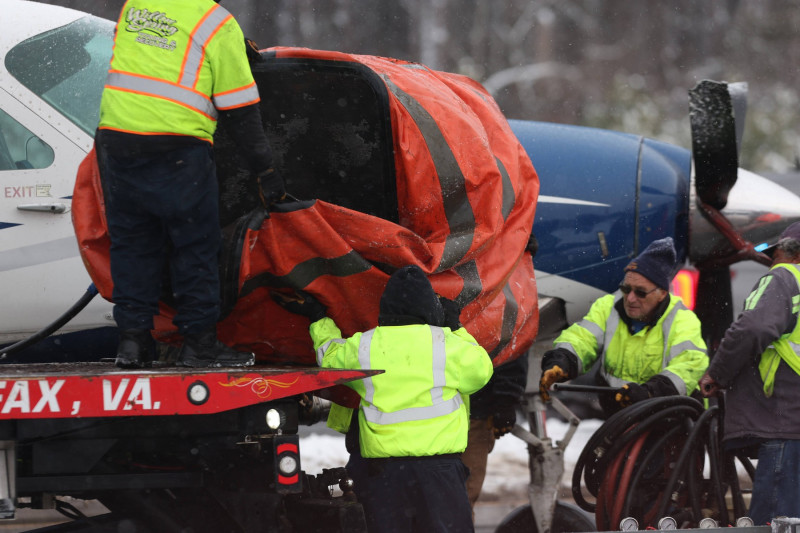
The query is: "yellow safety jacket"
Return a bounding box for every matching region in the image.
[99,0,260,142]
[554,293,708,395]
[310,318,494,458]
[758,263,800,396]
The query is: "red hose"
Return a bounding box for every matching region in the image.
[597,437,633,530]
[611,431,649,525]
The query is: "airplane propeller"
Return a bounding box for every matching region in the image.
[688,80,771,354]
[690,80,744,211]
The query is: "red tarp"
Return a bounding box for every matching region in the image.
[73,47,540,367]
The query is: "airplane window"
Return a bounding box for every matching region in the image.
[5,16,114,136]
[0,108,54,171]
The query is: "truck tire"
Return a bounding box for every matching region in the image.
[495,500,595,533]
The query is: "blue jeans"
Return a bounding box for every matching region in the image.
[749,439,800,524]
[96,140,221,333]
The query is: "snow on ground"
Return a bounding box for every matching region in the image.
[299,417,605,502]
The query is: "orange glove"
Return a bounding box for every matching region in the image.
[539,365,568,402]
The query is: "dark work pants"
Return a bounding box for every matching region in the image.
[96,141,221,334]
[346,449,474,533]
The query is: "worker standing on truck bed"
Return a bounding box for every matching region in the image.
[700,221,800,524]
[276,265,494,533]
[94,0,284,369]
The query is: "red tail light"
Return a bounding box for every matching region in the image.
[671,269,698,310]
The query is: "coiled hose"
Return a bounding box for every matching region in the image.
[571,395,754,530]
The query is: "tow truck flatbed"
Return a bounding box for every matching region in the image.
[0,362,377,419]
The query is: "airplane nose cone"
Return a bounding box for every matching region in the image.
[690,168,800,264]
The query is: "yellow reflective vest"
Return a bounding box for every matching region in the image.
[310,318,494,458]
[554,293,708,395]
[758,263,800,396]
[99,0,260,142]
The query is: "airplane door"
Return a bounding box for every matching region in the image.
[0,89,112,342]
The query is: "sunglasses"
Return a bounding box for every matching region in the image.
[619,283,658,298]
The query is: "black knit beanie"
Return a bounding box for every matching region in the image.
[378,265,445,326]
[623,237,677,290]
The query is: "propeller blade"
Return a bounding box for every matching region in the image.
[728,81,748,155]
[689,80,748,210]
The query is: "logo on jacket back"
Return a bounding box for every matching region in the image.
[125,7,178,51]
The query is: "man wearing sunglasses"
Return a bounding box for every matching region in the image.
[538,237,708,416]
[699,222,800,524]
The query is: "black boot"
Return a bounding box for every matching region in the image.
[116,329,155,369]
[177,329,255,368]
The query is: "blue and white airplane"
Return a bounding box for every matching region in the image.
[513,116,800,347]
[1,0,799,360]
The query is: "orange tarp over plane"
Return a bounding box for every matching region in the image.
[73,47,540,368]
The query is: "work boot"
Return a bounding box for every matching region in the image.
[177,329,255,368]
[115,329,155,369]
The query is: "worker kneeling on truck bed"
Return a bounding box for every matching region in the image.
[276,265,493,533]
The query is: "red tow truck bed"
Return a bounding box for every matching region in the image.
[0,362,374,419]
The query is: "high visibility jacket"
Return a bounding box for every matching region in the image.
[758,264,800,396]
[310,318,493,458]
[554,294,707,395]
[707,263,800,443]
[99,0,260,142]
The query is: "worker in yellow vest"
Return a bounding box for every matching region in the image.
[277,265,494,533]
[95,0,284,368]
[539,237,708,416]
[700,221,800,524]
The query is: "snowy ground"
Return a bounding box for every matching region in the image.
[299,417,604,504]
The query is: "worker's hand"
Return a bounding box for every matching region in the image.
[539,348,577,402]
[614,382,651,408]
[539,365,568,402]
[257,168,286,208]
[272,290,327,322]
[438,296,461,330]
[244,37,263,63]
[490,401,517,439]
[699,372,721,397]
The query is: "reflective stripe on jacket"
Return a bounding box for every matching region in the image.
[554,293,707,394]
[310,318,493,458]
[99,0,259,142]
[758,263,800,396]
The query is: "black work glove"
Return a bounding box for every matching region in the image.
[244,37,264,63]
[645,374,680,398]
[438,296,462,330]
[491,401,517,438]
[539,348,578,402]
[257,168,286,208]
[614,382,651,408]
[272,290,327,322]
